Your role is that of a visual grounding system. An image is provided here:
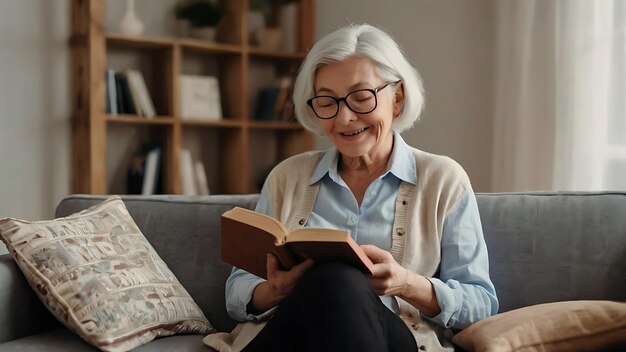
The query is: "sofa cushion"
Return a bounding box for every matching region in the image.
[0,196,213,352]
[0,329,97,352]
[55,194,261,332]
[0,329,215,352]
[452,300,626,352]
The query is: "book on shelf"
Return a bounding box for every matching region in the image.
[273,76,292,119]
[180,75,222,121]
[115,72,136,115]
[255,76,293,121]
[105,81,110,114]
[105,69,118,115]
[179,149,210,196]
[105,70,155,117]
[127,155,144,194]
[127,71,143,116]
[141,145,162,195]
[255,86,281,121]
[221,207,375,279]
[275,76,296,122]
[125,69,156,118]
[180,149,197,196]
[194,161,210,196]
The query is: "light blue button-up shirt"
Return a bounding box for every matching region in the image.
[225,133,498,328]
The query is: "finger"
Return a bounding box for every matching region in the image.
[367,278,386,295]
[370,263,394,278]
[266,253,279,277]
[360,245,391,263]
[293,258,314,274]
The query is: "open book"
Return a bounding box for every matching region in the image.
[221,207,375,279]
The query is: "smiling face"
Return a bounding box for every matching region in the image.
[313,56,403,163]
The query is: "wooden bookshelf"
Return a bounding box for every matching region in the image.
[70,0,316,195]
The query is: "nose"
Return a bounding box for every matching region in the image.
[334,101,357,125]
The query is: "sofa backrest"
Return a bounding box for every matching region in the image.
[476,192,626,312]
[55,192,626,331]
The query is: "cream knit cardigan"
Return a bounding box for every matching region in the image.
[204,147,470,352]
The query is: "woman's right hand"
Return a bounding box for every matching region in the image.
[266,253,314,299]
[248,254,314,314]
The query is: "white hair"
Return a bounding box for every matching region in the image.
[293,24,425,136]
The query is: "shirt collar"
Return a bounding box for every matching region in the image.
[387,131,417,185]
[309,148,339,185]
[308,131,417,185]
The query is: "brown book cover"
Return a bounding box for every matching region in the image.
[221,207,375,279]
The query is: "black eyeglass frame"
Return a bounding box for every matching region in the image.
[306,80,402,119]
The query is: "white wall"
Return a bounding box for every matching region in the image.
[0,0,71,254]
[0,0,70,221]
[316,0,496,192]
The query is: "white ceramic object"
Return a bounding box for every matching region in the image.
[118,0,144,36]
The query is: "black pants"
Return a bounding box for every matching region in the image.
[243,262,417,352]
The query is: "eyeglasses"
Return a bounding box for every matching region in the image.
[306,80,401,119]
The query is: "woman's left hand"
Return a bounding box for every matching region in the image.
[361,245,442,317]
[361,244,410,296]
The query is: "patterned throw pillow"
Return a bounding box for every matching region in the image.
[0,196,213,351]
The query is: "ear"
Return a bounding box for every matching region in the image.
[392,81,405,118]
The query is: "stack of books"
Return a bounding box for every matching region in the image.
[179,149,210,196]
[105,69,157,118]
[127,144,162,195]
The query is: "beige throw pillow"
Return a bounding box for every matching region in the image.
[0,196,213,351]
[453,300,626,352]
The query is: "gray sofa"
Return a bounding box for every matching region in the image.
[1,192,625,351]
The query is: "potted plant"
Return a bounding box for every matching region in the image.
[249,0,284,50]
[175,0,222,41]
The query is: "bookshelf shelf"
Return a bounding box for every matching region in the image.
[106,34,175,49]
[180,119,245,128]
[106,116,176,125]
[71,0,316,195]
[179,39,244,54]
[248,48,307,60]
[248,121,304,129]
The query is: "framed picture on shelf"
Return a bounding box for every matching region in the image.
[180,75,222,120]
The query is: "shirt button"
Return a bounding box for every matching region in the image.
[298,219,305,225]
[419,346,426,351]
[396,228,405,237]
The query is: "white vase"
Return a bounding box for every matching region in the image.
[118,0,144,36]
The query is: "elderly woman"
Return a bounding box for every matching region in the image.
[207,24,498,352]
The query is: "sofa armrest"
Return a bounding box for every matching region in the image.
[0,254,61,343]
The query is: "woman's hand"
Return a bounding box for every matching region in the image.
[361,244,441,317]
[266,253,314,300]
[361,244,409,296]
[248,254,314,314]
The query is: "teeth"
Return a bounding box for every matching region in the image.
[343,128,365,136]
